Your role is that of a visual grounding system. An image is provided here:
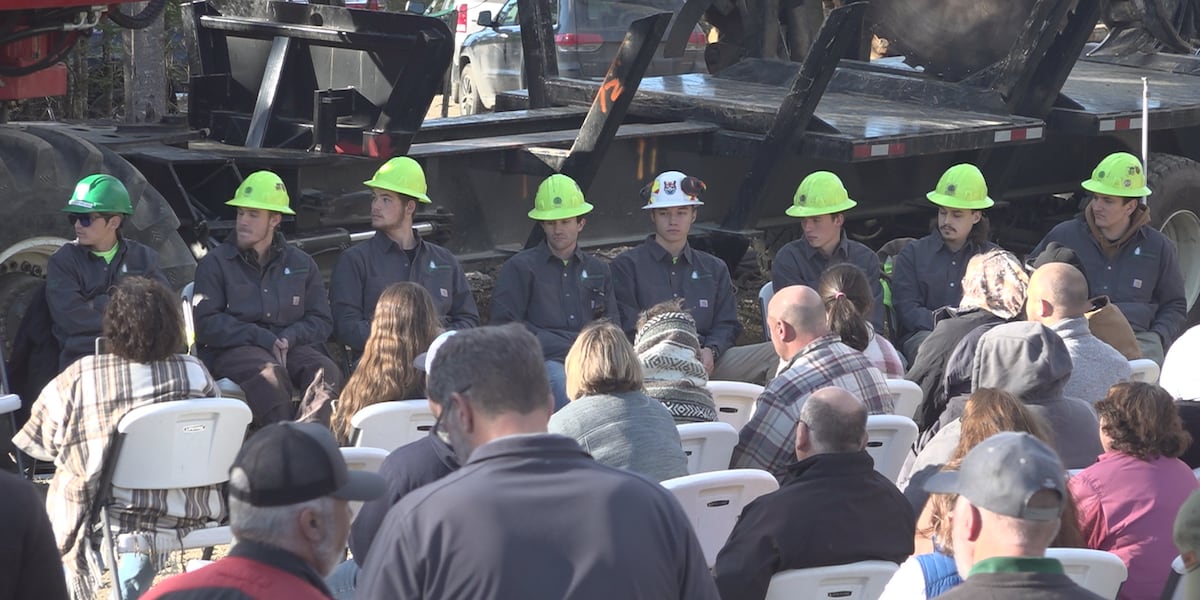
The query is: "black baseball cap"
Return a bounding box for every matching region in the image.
[229,422,385,507]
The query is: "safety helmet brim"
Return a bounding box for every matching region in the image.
[226,196,297,215]
[1081,178,1152,198]
[529,202,595,221]
[364,180,432,204]
[926,191,994,210]
[785,197,857,218]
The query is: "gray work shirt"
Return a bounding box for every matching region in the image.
[490,242,618,361]
[192,233,332,360]
[1031,215,1187,344]
[771,235,884,330]
[356,434,720,600]
[610,236,742,356]
[330,231,478,351]
[891,232,998,341]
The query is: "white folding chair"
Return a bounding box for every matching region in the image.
[351,400,437,452]
[760,281,775,341]
[340,447,389,521]
[661,469,779,567]
[1194,468,1200,480]
[706,381,763,431]
[1128,358,1161,384]
[1163,555,1186,600]
[865,414,919,483]
[95,398,252,600]
[765,561,900,600]
[1046,547,1128,599]
[677,421,740,474]
[884,379,921,420]
[180,282,246,401]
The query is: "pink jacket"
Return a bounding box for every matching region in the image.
[1070,451,1198,600]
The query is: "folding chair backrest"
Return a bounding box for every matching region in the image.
[865,414,919,483]
[661,469,779,567]
[340,446,389,521]
[351,400,436,452]
[110,398,252,490]
[885,379,922,420]
[1045,548,1128,599]
[764,561,900,600]
[706,381,763,431]
[677,421,740,474]
[759,281,775,341]
[1128,359,1161,384]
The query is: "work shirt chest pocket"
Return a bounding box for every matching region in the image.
[1121,250,1161,303]
[277,266,310,322]
[422,260,455,314]
[582,273,609,320]
[682,270,716,330]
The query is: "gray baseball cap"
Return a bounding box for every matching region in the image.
[925,431,1066,521]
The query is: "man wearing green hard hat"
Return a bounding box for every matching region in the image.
[491,173,618,409]
[47,173,169,369]
[892,163,1000,360]
[192,170,341,427]
[331,156,478,357]
[772,171,884,331]
[1030,152,1186,364]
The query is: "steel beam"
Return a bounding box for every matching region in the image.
[517,0,559,107]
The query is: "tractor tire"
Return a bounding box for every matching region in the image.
[1146,152,1200,327]
[458,63,486,116]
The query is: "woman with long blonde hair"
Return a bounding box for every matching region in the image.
[331,282,441,445]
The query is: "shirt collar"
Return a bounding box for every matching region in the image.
[781,332,842,368]
[536,240,584,265]
[800,232,849,260]
[372,229,425,254]
[227,539,334,595]
[645,234,694,265]
[969,556,1065,576]
[466,433,591,465]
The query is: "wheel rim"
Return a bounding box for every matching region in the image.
[1161,209,1200,312]
[0,236,69,280]
[460,73,475,114]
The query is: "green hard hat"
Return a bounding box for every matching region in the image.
[364,157,431,203]
[63,174,133,215]
[927,163,994,210]
[1082,152,1152,197]
[786,171,857,218]
[226,171,296,215]
[529,174,594,220]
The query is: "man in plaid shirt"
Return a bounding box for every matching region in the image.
[732,285,892,478]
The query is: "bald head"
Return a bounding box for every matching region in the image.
[796,386,868,458]
[768,285,827,337]
[1026,263,1090,322]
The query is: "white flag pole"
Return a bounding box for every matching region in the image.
[1142,76,1150,205]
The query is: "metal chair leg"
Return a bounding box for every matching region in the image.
[100,506,125,600]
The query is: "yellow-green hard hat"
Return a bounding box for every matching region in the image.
[927,163,994,210]
[1082,152,1152,197]
[786,171,857,218]
[226,171,295,215]
[63,173,133,215]
[364,156,431,203]
[529,174,593,220]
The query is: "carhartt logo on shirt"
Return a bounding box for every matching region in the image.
[284,267,291,275]
[699,299,709,308]
[292,296,301,306]
[1133,279,1143,289]
[440,288,449,298]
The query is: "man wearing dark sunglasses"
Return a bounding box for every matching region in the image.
[47,173,167,369]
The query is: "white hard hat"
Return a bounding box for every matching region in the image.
[641,171,706,210]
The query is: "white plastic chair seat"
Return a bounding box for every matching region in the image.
[1046,547,1128,599]
[0,393,19,415]
[661,468,779,567]
[116,525,233,554]
[764,561,899,600]
[351,400,436,452]
[706,381,763,431]
[340,447,389,521]
[1128,358,1161,384]
[865,414,919,483]
[677,421,740,474]
[884,379,922,420]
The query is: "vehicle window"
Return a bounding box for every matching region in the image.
[496,0,559,26]
[574,0,680,28]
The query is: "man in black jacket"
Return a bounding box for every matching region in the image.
[714,386,914,600]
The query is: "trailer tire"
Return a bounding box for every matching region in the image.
[458,63,486,116]
[1147,153,1200,326]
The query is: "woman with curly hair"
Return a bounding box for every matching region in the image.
[331,282,441,445]
[1070,382,1198,600]
[817,263,905,378]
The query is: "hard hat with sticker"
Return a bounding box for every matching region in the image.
[1082,152,1152,198]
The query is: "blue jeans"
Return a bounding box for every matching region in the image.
[326,558,359,600]
[115,552,156,600]
[545,360,568,411]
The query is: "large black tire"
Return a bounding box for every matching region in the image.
[458,63,486,116]
[1146,152,1200,327]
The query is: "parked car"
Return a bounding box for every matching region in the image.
[452,0,706,115]
[425,0,509,55]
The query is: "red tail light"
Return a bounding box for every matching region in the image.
[687,31,706,50]
[554,32,604,52]
[457,4,468,33]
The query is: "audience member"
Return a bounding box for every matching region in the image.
[926,432,1106,600]
[357,324,719,599]
[142,422,385,600]
[1070,382,1197,600]
[731,285,890,478]
[14,276,220,599]
[714,387,914,600]
[907,248,1028,432]
[0,470,69,600]
[817,263,904,378]
[634,300,716,423]
[1174,490,1200,600]
[330,282,441,445]
[1026,263,1130,404]
[1162,324,1200,400]
[549,321,688,482]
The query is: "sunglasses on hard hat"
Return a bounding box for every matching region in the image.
[67,213,111,228]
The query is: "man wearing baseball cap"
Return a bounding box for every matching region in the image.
[612,170,777,385]
[491,174,618,409]
[143,422,384,600]
[48,173,168,369]
[925,432,1104,599]
[331,156,478,358]
[192,171,341,427]
[772,171,884,330]
[891,163,1000,361]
